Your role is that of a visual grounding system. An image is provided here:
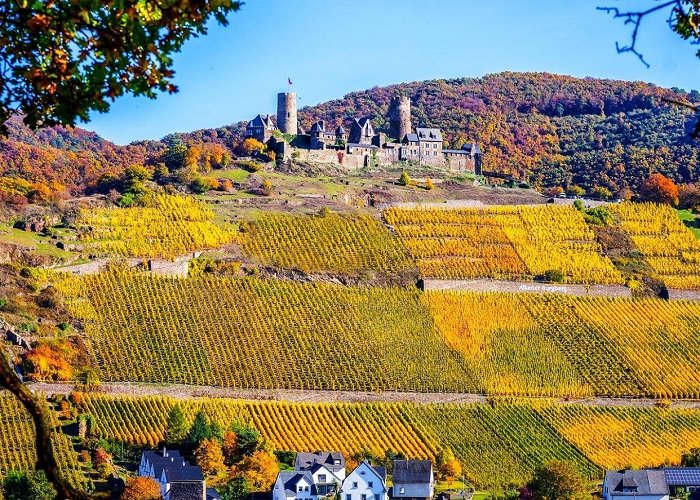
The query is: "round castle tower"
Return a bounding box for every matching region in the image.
[277,92,298,135]
[388,95,411,141]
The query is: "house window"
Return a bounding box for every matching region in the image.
[374,495,380,500]
[305,486,309,491]
[353,482,358,489]
[399,488,405,494]
[298,487,303,492]
[346,495,352,500]
[362,495,367,500]
[368,482,373,488]
[319,475,327,483]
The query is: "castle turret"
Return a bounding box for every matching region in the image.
[388,95,411,141]
[277,92,298,135]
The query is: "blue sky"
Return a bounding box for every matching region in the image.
[85,0,700,145]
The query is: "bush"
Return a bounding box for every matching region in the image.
[36,286,63,310]
[425,178,435,190]
[399,171,411,186]
[584,207,614,226]
[573,199,584,211]
[540,269,564,283]
[262,179,273,196]
[236,160,264,173]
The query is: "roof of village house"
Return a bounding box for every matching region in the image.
[358,117,373,127]
[142,449,188,478]
[403,133,419,143]
[296,451,345,473]
[278,470,317,496]
[416,128,443,142]
[392,460,433,484]
[664,468,700,486]
[347,143,378,149]
[162,465,205,482]
[604,470,669,496]
[443,149,471,154]
[336,125,345,134]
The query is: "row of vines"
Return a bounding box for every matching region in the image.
[72,394,700,489]
[53,269,700,398]
[384,204,623,284]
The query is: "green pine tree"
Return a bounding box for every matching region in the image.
[165,404,189,447]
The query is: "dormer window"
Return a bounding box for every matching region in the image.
[399,488,405,494]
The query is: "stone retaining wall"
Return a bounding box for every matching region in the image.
[667,289,700,301]
[423,278,632,298]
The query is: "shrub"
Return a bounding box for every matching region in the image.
[399,171,411,186]
[540,269,565,283]
[236,160,264,173]
[425,178,435,190]
[262,179,273,196]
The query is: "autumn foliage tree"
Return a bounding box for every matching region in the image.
[639,173,680,206]
[23,341,76,381]
[436,448,462,483]
[0,1,242,131]
[232,450,279,491]
[239,138,265,157]
[525,461,588,500]
[195,438,227,476]
[120,476,161,500]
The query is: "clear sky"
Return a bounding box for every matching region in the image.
[85,0,700,145]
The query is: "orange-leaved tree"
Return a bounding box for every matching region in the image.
[120,476,161,500]
[232,450,279,491]
[640,173,680,206]
[23,342,76,381]
[195,438,227,476]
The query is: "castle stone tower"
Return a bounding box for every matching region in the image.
[277,92,298,135]
[388,95,411,140]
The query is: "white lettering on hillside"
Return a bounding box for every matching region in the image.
[518,284,569,293]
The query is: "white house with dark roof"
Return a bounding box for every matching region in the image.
[341,461,388,500]
[603,470,669,500]
[273,451,346,500]
[390,460,434,500]
[663,468,700,499]
[138,447,220,500]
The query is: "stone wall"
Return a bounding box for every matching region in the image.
[667,289,700,301]
[422,278,632,298]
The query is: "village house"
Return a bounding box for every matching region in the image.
[603,470,670,500]
[390,460,435,500]
[139,447,220,500]
[340,461,389,500]
[272,451,346,500]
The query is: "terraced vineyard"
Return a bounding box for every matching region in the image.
[385,205,623,284]
[425,291,700,398]
[0,392,85,490]
[610,203,700,290]
[75,394,600,489]
[76,193,238,258]
[52,268,700,398]
[54,268,472,392]
[241,212,415,277]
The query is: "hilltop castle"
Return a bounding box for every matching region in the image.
[246,92,482,173]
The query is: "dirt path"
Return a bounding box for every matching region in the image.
[28,382,700,409]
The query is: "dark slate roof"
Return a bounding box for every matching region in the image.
[207,488,222,500]
[347,143,377,149]
[461,143,481,154]
[248,114,267,128]
[403,133,419,143]
[442,149,470,155]
[372,465,387,482]
[393,460,433,484]
[664,468,700,486]
[604,470,669,495]
[310,121,326,133]
[358,117,373,127]
[169,481,205,500]
[416,128,442,142]
[164,465,205,482]
[336,125,346,135]
[279,471,316,495]
[142,449,188,478]
[296,451,345,473]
